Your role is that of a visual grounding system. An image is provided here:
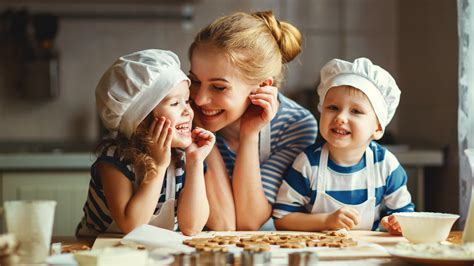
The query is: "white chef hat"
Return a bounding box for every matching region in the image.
[96,49,190,138]
[317,57,400,132]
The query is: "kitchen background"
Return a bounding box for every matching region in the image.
[0,0,462,235]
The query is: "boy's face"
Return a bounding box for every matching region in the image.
[319,86,383,151]
[152,80,194,148]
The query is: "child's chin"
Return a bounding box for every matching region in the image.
[172,138,192,149]
[327,139,351,147]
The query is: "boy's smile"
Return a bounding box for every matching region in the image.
[331,127,351,136]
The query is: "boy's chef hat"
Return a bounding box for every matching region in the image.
[96,49,190,138]
[317,57,400,132]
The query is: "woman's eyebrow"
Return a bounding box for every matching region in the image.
[209,78,230,83]
[189,71,229,83]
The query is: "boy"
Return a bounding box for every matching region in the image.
[273,58,414,235]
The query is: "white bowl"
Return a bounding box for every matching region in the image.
[393,212,460,243]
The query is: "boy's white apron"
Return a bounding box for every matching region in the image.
[311,144,376,230]
[106,165,177,233]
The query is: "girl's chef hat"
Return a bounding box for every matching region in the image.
[96,49,190,138]
[317,57,401,132]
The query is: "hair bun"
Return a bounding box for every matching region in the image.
[252,11,282,43]
[252,11,302,63]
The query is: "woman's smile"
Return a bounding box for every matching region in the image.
[199,107,224,117]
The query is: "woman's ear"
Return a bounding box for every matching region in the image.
[259,77,273,87]
[373,124,384,140]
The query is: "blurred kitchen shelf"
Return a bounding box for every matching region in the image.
[0,141,96,154]
[0,141,97,170]
[381,145,444,170]
[0,153,95,171]
[386,146,444,166]
[0,2,194,20]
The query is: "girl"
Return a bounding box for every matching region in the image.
[76,49,214,237]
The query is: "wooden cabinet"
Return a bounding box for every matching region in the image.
[0,172,90,236]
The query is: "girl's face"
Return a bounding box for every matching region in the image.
[188,45,257,132]
[319,86,382,151]
[152,80,194,148]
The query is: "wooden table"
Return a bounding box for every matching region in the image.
[51,236,96,254]
[53,231,464,265]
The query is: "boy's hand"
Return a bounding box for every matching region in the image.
[148,117,173,169]
[185,127,215,161]
[327,206,359,230]
[381,215,402,235]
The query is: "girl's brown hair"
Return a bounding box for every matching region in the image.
[189,10,302,87]
[96,113,183,181]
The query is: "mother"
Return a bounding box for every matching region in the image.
[188,10,318,230]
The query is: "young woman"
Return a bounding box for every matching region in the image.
[188,11,318,230]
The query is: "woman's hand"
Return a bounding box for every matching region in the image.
[240,85,279,136]
[326,206,359,230]
[186,127,216,162]
[148,116,173,169]
[381,215,402,235]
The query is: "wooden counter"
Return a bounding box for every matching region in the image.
[51,231,463,265]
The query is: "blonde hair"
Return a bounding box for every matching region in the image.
[189,10,302,87]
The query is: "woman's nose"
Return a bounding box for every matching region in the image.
[191,86,210,106]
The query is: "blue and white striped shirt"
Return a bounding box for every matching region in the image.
[273,141,415,230]
[76,145,185,237]
[216,93,318,204]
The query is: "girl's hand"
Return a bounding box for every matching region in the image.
[240,85,279,137]
[381,215,402,235]
[326,206,359,230]
[148,117,173,169]
[185,127,216,161]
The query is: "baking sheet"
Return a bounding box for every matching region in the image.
[119,225,391,260]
